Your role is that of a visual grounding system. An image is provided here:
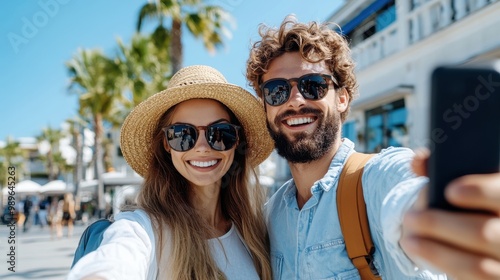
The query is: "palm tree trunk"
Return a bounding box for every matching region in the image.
[72,122,83,198]
[171,18,183,73]
[48,150,55,180]
[94,114,106,218]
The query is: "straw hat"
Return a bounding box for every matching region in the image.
[120,65,274,178]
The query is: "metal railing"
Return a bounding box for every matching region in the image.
[351,0,498,70]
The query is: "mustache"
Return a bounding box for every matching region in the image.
[275,107,323,126]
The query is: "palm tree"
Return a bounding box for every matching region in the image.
[66,117,85,197]
[36,126,64,181]
[116,33,170,110]
[66,49,124,218]
[0,137,24,186]
[0,160,5,188]
[53,151,73,180]
[136,0,234,73]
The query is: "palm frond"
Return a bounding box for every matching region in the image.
[137,2,162,32]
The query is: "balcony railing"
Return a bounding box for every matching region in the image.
[352,21,399,69]
[351,0,498,70]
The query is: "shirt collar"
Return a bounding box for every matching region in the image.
[282,180,298,209]
[316,138,355,192]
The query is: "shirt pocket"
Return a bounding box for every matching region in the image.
[305,239,360,280]
[271,251,284,280]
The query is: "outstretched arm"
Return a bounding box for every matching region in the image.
[401,149,500,280]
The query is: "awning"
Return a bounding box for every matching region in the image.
[351,85,413,110]
[3,180,42,195]
[102,172,143,186]
[77,172,143,190]
[40,180,73,194]
[339,0,392,34]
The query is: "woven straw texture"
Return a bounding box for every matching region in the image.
[120,65,274,178]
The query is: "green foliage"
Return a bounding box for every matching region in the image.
[0,137,23,186]
[136,0,235,72]
[116,33,171,113]
[36,126,65,180]
[67,49,125,122]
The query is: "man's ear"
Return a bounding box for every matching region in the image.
[163,138,171,153]
[337,88,349,113]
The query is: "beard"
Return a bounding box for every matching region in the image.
[268,107,340,163]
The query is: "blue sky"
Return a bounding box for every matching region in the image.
[0,0,343,141]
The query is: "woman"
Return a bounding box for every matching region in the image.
[61,193,76,237]
[68,65,274,280]
[48,196,63,239]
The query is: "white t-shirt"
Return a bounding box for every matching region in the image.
[68,210,259,280]
[209,223,259,280]
[68,210,157,280]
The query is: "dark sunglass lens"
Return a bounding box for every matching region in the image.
[300,75,328,99]
[263,80,290,106]
[208,124,237,151]
[166,125,197,151]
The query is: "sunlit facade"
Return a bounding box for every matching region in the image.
[269,0,500,192]
[336,0,500,152]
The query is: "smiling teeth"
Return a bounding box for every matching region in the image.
[286,117,314,126]
[190,160,218,167]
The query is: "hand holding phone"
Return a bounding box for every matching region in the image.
[428,61,500,211]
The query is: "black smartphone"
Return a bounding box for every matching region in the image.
[428,61,500,211]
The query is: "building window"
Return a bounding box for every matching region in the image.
[342,121,358,147]
[365,99,407,152]
[376,4,396,32]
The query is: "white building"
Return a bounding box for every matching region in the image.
[268,0,500,191]
[331,0,500,152]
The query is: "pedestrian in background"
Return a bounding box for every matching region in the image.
[37,196,49,229]
[22,195,33,232]
[61,193,76,237]
[48,196,63,239]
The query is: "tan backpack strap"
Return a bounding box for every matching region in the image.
[337,152,380,279]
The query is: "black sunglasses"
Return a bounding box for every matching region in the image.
[260,73,338,106]
[163,123,240,152]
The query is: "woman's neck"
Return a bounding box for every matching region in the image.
[189,184,230,237]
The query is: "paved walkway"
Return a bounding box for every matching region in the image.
[0,222,86,280]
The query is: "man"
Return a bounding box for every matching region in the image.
[246,16,500,279]
[23,196,33,232]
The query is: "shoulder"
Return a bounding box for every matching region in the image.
[361,147,418,211]
[371,146,414,162]
[114,209,151,224]
[69,209,157,280]
[111,209,155,240]
[364,147,415,178]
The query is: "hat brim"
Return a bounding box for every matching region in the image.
[120,83,274,178]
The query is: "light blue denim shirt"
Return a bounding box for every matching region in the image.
[265,139,448,280]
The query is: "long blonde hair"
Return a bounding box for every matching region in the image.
[136,102,272,280]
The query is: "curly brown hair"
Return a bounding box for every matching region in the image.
[246,15,358,122]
